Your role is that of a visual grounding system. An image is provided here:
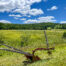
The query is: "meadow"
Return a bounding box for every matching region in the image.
[0,29,66,66]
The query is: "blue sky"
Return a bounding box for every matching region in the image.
[0,0,66,24]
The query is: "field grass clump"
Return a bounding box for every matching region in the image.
[63,32,66,38]
[0,29,66,66]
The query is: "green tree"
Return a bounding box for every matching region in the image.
[47,27,52,30]
[54,25,62,29]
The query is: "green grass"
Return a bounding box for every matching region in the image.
[0,29,66,66]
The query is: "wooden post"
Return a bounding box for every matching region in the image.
[44,30,49,48]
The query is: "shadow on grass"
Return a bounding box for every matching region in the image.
[23,58,51,66]
[23,61,32,66]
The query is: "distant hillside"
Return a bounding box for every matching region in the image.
[0,22,66,30]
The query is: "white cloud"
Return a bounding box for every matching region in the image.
[38,16,56,22]
[14,17,19,20]
[13,8,30,15]
[64,7,66,10]
[0,0,15,12]
[44,0,48,2]
[13,8,43,16]
[25,19,38,23]
[0,0,43,16]
[0,20,11,23]
[9,14,22,20]
[29,9,44,16]
[20,18,26,21]
[27,15,31,17]
[47,6,58,11]
[9,14,22,17]
[25,16,56,23]
[60,21,66,24]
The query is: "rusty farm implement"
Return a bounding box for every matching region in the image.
[0,31,55,62]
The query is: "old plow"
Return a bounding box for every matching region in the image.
[0,31,55,62]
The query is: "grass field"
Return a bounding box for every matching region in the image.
[0,29,66,66]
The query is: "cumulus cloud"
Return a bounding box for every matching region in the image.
[13,8,44,16]
[47,6,58,11]
[64,7,66,10]
[44,0,48,2]
[0,0,15,12]
[38,16,56,22]
[25,16,56,23]
[0,20,11,23]
[9,14,22,17]
[14,17,19,20]
[20,18,26,21]
[29,9,44,16]
[0,0,43,16]
[13,8,30,15]
[60,21,66,24]
[25,19,38,23]
[27,15,31,17]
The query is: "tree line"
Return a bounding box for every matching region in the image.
[0,22,66,30]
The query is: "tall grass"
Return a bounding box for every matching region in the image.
[0,29,66,47]
[0,29,66,66]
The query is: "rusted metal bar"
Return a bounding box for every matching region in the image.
[0,48,32,56]
[0,48,41,62]
[0,44,32,56]
[32,47,54,55]
[1,44,25,53]
[0,44,41,62]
